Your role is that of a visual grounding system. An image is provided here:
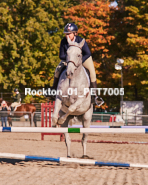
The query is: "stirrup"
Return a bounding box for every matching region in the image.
[95,97,104,107]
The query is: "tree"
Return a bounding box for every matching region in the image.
[64,0,148,110]
[64,0,115,82]
[111,0,148,100]
[0,0,68,92]
[64,0,122,110]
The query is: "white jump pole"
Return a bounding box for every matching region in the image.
[0,127,148,134]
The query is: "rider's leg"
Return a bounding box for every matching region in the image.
[51,61,67,90]
[48,61,67,100]
[11,102,20,111]
[11,103,15,111]
[82,56,99,104]
[51,76,59,92]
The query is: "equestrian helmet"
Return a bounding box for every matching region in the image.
[14,88,18,92]
[63,23,78,34]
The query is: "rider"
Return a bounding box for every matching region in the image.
[11,89,21,112]
[50,23,99,104]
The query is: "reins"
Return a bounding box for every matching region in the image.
[67,44,82,68]
[67,61,80,68]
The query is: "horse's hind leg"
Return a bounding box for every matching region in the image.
[8,117,12,127]
[60,111,73,157]
[29,114,35,127]
[52,98,62,126]
[33,114,37,127]
[82,104,93,157]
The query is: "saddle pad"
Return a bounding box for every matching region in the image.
[83,67,90,87]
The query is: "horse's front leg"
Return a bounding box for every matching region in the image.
[52,98,62,126]
[65,133,71,157]
[58,111,70,125]
[58,98,84,125]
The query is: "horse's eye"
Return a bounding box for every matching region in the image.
[78,55,81,57]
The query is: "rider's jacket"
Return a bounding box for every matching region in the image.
[13,93,21,103]
[59,36,91,63]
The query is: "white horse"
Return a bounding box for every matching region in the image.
[52,37,93,158]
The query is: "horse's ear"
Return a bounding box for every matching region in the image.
[79,39,85,48]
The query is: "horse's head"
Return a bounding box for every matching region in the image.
[66,37,85,79]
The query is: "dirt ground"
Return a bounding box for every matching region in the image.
[0,131,148,185]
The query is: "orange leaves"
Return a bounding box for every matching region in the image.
[64,0,114,57]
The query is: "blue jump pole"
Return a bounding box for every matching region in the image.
[0,153,148,168]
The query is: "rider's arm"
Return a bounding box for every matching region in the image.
[82,41,91,63]
[15,94,21,102]
[18,94,21,102]
[59,38,67,61]
[13,96,17,101]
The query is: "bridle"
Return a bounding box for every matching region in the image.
[67,45,82,68]
[67,61,80,68]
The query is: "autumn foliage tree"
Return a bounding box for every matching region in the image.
[64,0,122,110]
[65,0,148,107]
[0,0,147,107]
[64,1,116,87]
[111,0,148,100]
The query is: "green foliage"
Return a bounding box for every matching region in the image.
[23,94,47,103]
[0,0,148,107]
[0,0,68,91]
[113,0,148,100]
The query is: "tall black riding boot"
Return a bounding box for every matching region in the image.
[51,77,59,91]
[10,107,15,116]
[90,81,102,105]
[46,77,59,100]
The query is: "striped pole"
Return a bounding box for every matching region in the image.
[1,127,148,134]
[0,152,148,168]
[68,125,148,128]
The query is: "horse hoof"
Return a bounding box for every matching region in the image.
[52,117,58,125]
[58,118,65,125]
[81,155,93,159]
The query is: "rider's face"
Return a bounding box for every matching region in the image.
[65,32,75,41]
